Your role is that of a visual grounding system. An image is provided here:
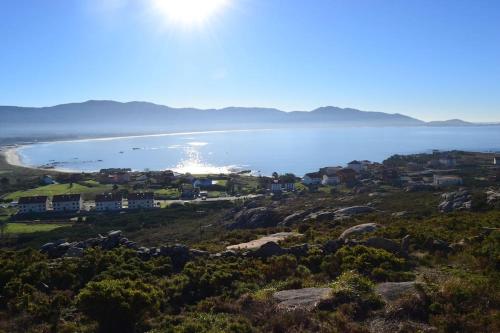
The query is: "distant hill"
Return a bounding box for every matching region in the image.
[0,100,478,139]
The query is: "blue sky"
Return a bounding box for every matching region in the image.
[1,0,499,121]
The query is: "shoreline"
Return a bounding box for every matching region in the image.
[0,128,271,174]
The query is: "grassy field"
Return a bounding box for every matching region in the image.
[3,223,68,234]
[4,182,113,201]
[154,188,180,198]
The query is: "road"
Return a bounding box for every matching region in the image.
[155,194,262,206]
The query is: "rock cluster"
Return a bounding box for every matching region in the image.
[438,189,472,213]
[273,287,332,311]
[40,230,208,269]
[279,205,376,226]
[486,188,500,205]
[227,207,282,229]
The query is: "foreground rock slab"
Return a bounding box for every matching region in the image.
[273,287,332,311]
[226,232,302,251]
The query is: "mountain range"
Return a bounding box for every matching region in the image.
[0,100,479,140]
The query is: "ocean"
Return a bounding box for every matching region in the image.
[16,126,500,175]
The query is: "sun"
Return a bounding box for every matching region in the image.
[151,0,229,27]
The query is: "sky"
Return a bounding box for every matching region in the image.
[0,0,499,122]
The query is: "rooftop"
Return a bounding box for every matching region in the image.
[95,193,123,202]
[18,196,48,204]
[52,194,81,202]
[127,192,154,200]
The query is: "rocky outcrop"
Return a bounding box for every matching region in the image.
[323,239,344,254]
[486,189,500,205]
[40,230,207,269]
[226,232,301,251]
[335,206,375,217]
[227,207,282,229]
[273,287,332,311]
[339,223,380,240]
[363,237,402,255]
[279,210,311,226]
[438,189,472,212]
[248,241,286,258]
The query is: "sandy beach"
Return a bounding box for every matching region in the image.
[2,147,24,168]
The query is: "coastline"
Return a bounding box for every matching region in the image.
[0,146,73,174]
[0,128,271,174]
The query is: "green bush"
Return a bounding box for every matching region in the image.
[76,278,161,333]
[321,245,413,281]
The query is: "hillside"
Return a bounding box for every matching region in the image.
[0,100,473,140]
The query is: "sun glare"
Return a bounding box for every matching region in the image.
[151,0,228,27]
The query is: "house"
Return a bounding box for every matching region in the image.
[180,184,196,199]
[127,192,155,209]
[322,174,340,185]
[319,166,342,176]
[282,182,295,192]
[337,168,357,183]
[270,180,282,193]
[95,194,123,211]
[52,194,83,212]
[439,156,457,168]
[18,196,49,214]
[433,175,463,187]
[193,178,213,188]
[494,156,500,165]
[302,172,322,185]
[41,175,57,185]
[347,160,364,173]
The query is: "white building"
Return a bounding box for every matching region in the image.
[270,181,282,193]
[433,175,463,187]
[347,160,364,173]
[95,194,123,211]
[127,192,155,209]
[322,174,340,185]
[494,156,500,165]
[52,194,83,212]
[302,172,322,185]
[18,196,49,214]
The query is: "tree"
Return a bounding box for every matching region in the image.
[0,177,9,186]
[272,172,279,179]
[279,173,296,183]
[76,279,161,333]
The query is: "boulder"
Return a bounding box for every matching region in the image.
[287,243,309,257]
[439,190,472,213]
[107,230,122,238]
[364,237,401,254]
[335,206,375,216]
[339,223,380,240]
[305,210,336,222]
[279,210,310,226]
[323,239,344,254]
[273,287,332,311]
[228,207,281,229]
[250,241,286,258]
[160,244,191,268]
[212,250,238,258]
[375,281,418,304]
[101,236,120,250]
[189,249,210,258]
[64,247,84,258]
[401,235,411,255]
[40,242,55,252]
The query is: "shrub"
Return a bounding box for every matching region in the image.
[76,279,161,333]
[321,245,413,282]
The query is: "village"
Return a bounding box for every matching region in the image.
[3,150,499,221]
